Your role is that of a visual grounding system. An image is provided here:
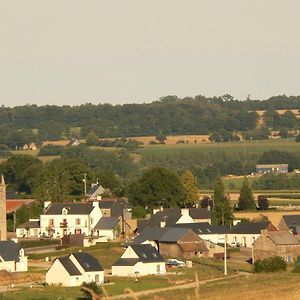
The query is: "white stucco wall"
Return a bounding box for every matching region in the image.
[176,214,195,224]
[227,233,260,247]
[112,262,166,277]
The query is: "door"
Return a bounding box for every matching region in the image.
[95,274,99,283]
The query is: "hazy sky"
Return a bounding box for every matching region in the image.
[1,0,300,107]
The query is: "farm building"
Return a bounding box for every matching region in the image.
[112,244,166,277]
[253,230,300,263]
[256,164,288,174]
[278,215,300,234]
[46,252,104,286]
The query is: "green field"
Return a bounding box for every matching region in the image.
[140,139,300,154]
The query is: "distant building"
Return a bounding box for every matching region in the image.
[112,244,166,277]
[253,230,300,263]
[46,252,104,286]
[278,215,300,234]
[256,164,288,174]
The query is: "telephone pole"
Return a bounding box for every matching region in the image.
[83,173,87,201]
[224,234,228,275]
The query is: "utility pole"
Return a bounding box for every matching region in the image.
[224,234,228,275]
[83,173,87,201]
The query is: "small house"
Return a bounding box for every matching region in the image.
[112,244,166,277]
[0,241,27,272]
[93,217,120,240]
[16,219,40,238]
[46,252,104,286]
[278,215,300,234]
[256,164,288,174]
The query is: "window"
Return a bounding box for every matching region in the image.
[49,219,54,226]
[76,219,81,225]
[90,218,93,225]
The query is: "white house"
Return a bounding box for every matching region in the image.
[112,244,166,277]
[0,241,27,272]
[16,219,40,238]
[46,252,104,287]
[93,217,120,240]
[39,201,103,238]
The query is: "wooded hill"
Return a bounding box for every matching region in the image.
[1,95,300,146]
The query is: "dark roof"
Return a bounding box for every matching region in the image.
[267,231,300,245]
[0,241,21,262]
[71,252,104,272]
[87,185,101,197]
[113,258,139,266]
[231,222,270,234]
[136,208,211,232]
[132,227,169,244]
[58,256,81,276]
[19,220,40,229]
[136,219,150,233]
[158,228,190,242]
[283,215,300,227]
[171,222,231,235]
[44,202,95,215]
[130,244,164,263]
[94,217,119,230]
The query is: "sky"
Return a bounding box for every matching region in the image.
[1,0,300,107]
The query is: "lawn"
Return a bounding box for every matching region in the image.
[140,138,300,154]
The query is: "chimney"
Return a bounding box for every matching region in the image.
[181,208,189,216]
[261,229,268,236]
[44,201,51,210]
[153,208,160,215]
[96,195,102,201]
[92,201,99,208]
[160,221,166,228]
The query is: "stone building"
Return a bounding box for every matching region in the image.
[252,230,300,263]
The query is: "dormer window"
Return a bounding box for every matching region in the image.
[62,207,68,215]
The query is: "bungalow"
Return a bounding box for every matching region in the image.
[46,252,104,286]
[253,230,300,263]
[228,221,277,247]
[112,244,166,277]
[0,240,27,272]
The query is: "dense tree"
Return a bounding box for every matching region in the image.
[257,195,269,210]
[16,204,29,227]
[238,177,256,210]
[200,196,213,209]
[211,178,233,226]
[85,131,99,146]
[180,170,198,207]
[127,167,185,209]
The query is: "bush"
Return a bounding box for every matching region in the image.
[254,256,287,273]
[39,145,64,156]
[293,256,300,273]
[257,195,269,210]
[81,281,102,299]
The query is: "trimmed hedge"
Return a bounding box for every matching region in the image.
[254,256,287,273]
[19,239,61,249]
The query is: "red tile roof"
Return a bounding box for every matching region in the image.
[6,199,35,214]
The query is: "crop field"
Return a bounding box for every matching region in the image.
[140,138,299,154]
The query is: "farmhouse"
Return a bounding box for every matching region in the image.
[253,230,300,263]
[46,252,104,286]
[278,215,300,234]
[256,164,288,174]
[137,207,211,233]
[228,221,277,247]
[112,244,166,277]
[0,240,27,272]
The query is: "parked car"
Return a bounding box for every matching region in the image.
[229,241,240,247]
[166,259,186,268]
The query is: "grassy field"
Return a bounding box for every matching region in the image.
[140,138,299,154]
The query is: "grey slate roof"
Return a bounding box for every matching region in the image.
[136,208,211,233]
[44,202,95,215]
[231,222,270,234]
[267,231,300,245]
[18,220,40,229]
[58,256,81,276]
[283,215,300,227]
[71,252,104,272]
[171,222,230,235]
[132,227,169,244]
[113,258,139,266]
[94,217,119,230]
[130,244,164,263]
[158,228,190,242]
[0,241,22,262]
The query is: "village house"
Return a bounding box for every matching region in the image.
[16,219,40,238]
[256,164,288,174]
[253,230,300,263]
[136,207,211,233]
[0,240,28,272]
[278,215,300,234]
[39,201,103,238]
[93,217,120,240]
[112,244,166,277]
[228,221,277,247]
[86,183,107,200]
[46,252,104,286]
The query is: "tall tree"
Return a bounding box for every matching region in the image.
[211,178,233,226]
[238,177,256,210]
[181,170,198,207]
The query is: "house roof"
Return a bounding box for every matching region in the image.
[71,252,104,272]
[0,241,22,262]
[94,217,119,230]
[58,256,81,276]
[231,222,270,234]
[256,164,288,169]
[158,228,190,243]
[44,202,95,215]
[171,222,230,235]
[267,231,300,245]
[132,227,169,244]
[188,208,211,220]
[130,244,164,263]
[6,199,36,214]
[113,258,139,266]
[282,215,300,227]
[18,219,40,229]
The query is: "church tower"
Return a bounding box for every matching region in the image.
[0,175,7,240]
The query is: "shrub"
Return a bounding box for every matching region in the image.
[292,256,300,273]
[81,281,102,299]
[257,195,269,210]
[254,256,287,273]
